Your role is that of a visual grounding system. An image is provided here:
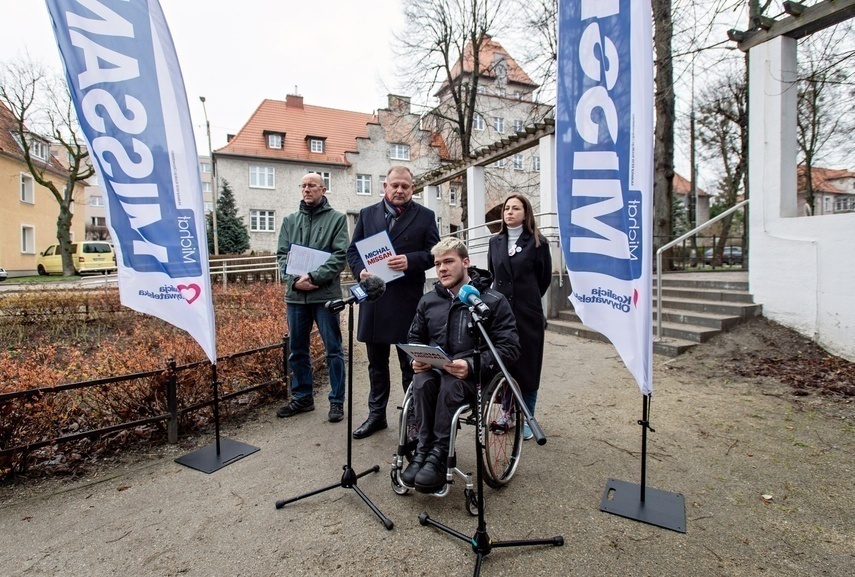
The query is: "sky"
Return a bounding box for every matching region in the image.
[0,0,403,155]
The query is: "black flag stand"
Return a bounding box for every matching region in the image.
[274,301,393,530]
[175,363,260,473]
[599,394,686,532]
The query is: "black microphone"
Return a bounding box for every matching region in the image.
[458,284,490,318]
[325,275,386,311]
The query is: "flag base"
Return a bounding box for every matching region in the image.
[599,478,686,533]
[175,438,259,474]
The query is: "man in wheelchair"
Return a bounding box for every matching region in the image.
[403,238,520,493]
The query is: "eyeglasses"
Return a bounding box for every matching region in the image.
[299,183,321,190]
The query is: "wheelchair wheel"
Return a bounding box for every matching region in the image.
[481,375,523,489]
[464,488,481,516]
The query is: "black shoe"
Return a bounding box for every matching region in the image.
[401,451,428,486]
[276,397,315,418]
[352,417,388,439]
[414,451,446,493]
[328,403,344,423]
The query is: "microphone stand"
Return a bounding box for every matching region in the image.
[418,308,563,576]
[275,299,393,530]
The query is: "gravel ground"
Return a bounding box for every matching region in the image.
[1,322,852,577]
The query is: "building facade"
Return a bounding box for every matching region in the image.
[1,102,84,276]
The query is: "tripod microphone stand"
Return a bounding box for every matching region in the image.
[275,298,393,530]
[418,308,562,575]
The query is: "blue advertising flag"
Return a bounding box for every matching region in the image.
[556,0,653,394]
[45,0,217,364]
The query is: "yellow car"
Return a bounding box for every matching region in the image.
[37,241,117,275]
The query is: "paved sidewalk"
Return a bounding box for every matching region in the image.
[1,329,851,577]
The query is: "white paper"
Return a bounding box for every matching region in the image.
[396,343,453,369]
[354,231,405,283]
[286,244,332,276]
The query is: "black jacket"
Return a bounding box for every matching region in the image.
[407,267,520,381]
[346,201,439,343]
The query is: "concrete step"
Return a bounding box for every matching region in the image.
[653,287,755,304]
[658,296,762,318]
[558,310,720,343]
[654,277,749,291]
[546,318,698,357]
[653,309,743,331]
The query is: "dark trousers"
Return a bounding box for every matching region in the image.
[366,343,414,420]
[412,369,476,458]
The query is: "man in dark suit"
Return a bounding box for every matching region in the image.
[346,166,440,439]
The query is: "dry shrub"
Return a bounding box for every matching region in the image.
[0,282,331,479]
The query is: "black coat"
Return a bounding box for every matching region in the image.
[407,267,520,382]
[347,200,439,344]
[488,231,552,393]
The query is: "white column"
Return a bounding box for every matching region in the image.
[466,165,488,268]
[423,184,442,236]
[538,133,560,272]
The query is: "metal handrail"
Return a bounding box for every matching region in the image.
[656,199,749,340]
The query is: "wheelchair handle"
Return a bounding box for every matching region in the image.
[526,416,547,446]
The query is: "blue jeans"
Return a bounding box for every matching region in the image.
[287,302,345,405]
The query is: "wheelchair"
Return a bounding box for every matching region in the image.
[390,373,524,515]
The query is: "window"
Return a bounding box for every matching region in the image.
[310,139,324,153]
[202,182,212,194]
[513,153,524,170]
[495,87,506,97]
[90,195,104,207]
[356,174,371,195]
[473,114,484,131]
[249,165,275,188]
[30,140,48,161]
[390,144,410,161]
[513,120,524,133]
[250,209,276,232]
[91,216,106,227]
[532,156,541,172]
[449,187,457,205]
[21,225,35,254]
[436,187,441,200]
[824,197,832,213]
[513,91,523,100]
[20,173,35,203]
[308,170,331,190]
[203,202,213,213]
[200,162,211,173]
[477,85,487,94]
[268,134,283,149]
[493,117,504,133]
[493,158,506,168]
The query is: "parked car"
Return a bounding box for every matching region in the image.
[702,246,743,266]
[37,241,117,275]
[0,267,7,281]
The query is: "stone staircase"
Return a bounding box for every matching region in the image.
[546,273,761,357]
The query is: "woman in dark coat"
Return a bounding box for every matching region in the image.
[487,194,552,439]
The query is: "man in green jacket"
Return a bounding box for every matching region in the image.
[276,172,349,422]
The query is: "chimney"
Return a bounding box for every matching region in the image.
[387,94,411,114]
[226,134,235,142]
[286,94,304,109]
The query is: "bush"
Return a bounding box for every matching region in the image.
[0,283,327,479]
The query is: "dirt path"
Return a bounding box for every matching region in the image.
[1,319,852,576]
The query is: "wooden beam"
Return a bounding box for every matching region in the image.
[734,0,855,52]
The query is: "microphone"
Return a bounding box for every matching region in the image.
[458,284,490,318]
[325,275,386,311]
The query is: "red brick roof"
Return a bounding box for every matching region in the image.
[673,172,708,197]
[797,165,855,194]
[445,36,538,90]
[0,101,69,176]
[216,96,377,165]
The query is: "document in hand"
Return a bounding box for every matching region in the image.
[354,231,405,283]
[396,343,453,369]
[286,244,331,276]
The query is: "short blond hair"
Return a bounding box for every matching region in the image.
[431,237,469,259]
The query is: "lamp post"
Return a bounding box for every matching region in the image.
[200,96,219,255]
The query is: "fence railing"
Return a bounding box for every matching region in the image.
[0,338,290,474]
[209,255,280,288]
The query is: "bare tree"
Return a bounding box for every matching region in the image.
[797,23,855,214]
[0,57,94,276]
[696,69,748,261]
[653,0,676,259]
[396,0,512,222]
